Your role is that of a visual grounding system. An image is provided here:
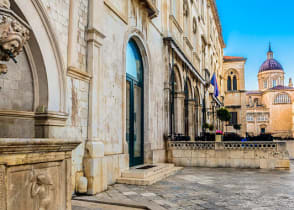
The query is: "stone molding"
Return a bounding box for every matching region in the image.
[35,111,68,126]
[0,138,80,155]
[67,66,92,82]
[86,27,105,45]
[0,109,34,119]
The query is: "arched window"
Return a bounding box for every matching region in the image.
[274,93,291,104]
[227,76,232,91]
[126,39,143,82]
[233,76,237,90]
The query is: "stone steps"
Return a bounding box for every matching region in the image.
[117,163,182,185]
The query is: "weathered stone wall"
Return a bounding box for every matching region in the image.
[275,140,294,159]
[0,51,34,138]
[168,141,290,169]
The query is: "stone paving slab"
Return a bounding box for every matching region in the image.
[74,161,294,210]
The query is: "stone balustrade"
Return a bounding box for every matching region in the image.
[167,141,290,169]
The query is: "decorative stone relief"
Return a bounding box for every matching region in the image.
[30,171,54,210]
[0,0,30,74]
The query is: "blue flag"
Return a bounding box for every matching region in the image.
[210,73,219,97]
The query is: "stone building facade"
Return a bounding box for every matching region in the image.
[223,56,247,136]
[246,46,294,138]
[224,45,294,138]
[0,0,226,194]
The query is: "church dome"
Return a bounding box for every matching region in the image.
[259,59,283,72]
[259,44,284,73]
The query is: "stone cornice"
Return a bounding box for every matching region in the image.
[35,111,68,126]
[0,138,81,154]
[0,110,35,119]
[67,66,92,82]
[141,0,159,18]
[208,0,225,48]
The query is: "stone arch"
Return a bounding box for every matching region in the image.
[225,68,239,91]
[194,85,201,105]
[173,64,182,92]
[0,0,66,138]
[186,76,193,99]
[12,0,66,112]
[225,68,240,80]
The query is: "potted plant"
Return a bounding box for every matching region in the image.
[215,130,223,142]
[209,124,214,132]
[204,123,210,131]
[216,108,231,133]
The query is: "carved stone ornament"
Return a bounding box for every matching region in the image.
[183,0,189,17]
[31,171,54,210]
[0,0,30,74]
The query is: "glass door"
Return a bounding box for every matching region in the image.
[126,39,144,167]
[126,77,144,166]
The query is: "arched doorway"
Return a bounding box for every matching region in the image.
[126,38,144,167]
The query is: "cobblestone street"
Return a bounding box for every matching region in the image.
[74,161,294,210]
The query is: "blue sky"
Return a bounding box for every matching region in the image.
[216,0,294,90]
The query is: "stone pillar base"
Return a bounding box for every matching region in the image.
[84,156,107,194]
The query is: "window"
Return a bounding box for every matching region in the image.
[246,114,254,122]
[229,112,237,125]
[257,114,268,122]
[272,80,277,87]
[227,76,232,91]
[264,80,267,88]
[274,93,291,104]
[126,39,143,81]
[233,76,237,90]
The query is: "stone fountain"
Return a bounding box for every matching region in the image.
[0,1,80,210]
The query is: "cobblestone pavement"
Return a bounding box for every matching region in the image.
[75,161,294,210]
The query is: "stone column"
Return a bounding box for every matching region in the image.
[67,0,79,70]
[83,0,107,195]
[188,100,196,141]
[175,92,185,134]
